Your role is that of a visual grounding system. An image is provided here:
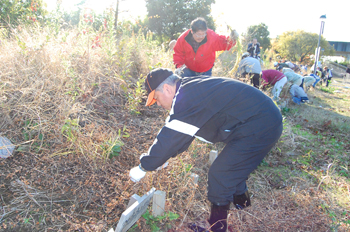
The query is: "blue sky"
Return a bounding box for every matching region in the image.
[44,0,348,42]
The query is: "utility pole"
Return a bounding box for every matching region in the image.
[314,15,327,75]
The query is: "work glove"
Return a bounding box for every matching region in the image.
[175,65,186,76]
[230,29,239,41]
[175,68,182,76]
[129,165,147,182]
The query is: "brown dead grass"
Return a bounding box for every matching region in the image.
[1,25,350,232]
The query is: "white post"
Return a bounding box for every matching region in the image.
[115,188,156,232]
[126,194,141,209]
[209,150,218,165]
[152,190,166,217]
[190,173,199,184]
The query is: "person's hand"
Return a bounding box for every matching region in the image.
[230,29,239,41]
[129,165,147,182]
[175,65,186,76]
[175,68,182,76]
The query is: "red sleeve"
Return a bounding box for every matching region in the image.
[208,30,236,51]
[173,42,185,68]
[173,31,189,68]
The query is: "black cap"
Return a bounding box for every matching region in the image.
[145,68,173,106]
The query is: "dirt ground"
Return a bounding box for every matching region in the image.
[1,78,350,232]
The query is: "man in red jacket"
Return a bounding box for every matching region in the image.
[173,17,238,78]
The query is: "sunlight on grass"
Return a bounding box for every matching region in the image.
[1,16,350,232]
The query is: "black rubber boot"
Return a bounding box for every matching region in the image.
[208,203,230,232]
[233,191,251,210]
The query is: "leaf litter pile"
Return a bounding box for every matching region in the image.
[2,82,346,231]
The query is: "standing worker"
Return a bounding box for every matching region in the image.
[323,66,333,87]
[129,68,283,232]
[247,38,260,59]
[173,17,238,78]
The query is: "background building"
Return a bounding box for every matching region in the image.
[328,41,350,61]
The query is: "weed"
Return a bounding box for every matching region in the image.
[23,218,31,224]
[119,125,130,138]
[320,86,336,94]
[179,158,192,173]
[19,120,44,152]
[281,107,300,116]
[320,205,344,231]
[22,120,36,141]
[259,159,269,167]
[131,209,179,232]
[15,36,27,54]
[339,169,349,178]
[128,78,146,115]
[101,137,124,160]
[61,119,80,142]
[64,67,82,101]
[100,126,128,160]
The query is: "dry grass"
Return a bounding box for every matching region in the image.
[1,24,350,232]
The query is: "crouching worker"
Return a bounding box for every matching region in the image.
[280,82,309,105]
[290,84,309,104]
[310,73,321,88]
[129,68,283,232]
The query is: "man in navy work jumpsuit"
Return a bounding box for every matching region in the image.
[129,68,283,232]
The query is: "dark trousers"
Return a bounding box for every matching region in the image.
[300,78,304,89]
[181,67,213,78]
[326,77,332,87]
[248,73,260,88]
[207,121,283,205]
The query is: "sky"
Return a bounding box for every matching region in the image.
[44,0,348,42]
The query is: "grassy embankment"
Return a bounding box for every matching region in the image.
[1,23,350,231]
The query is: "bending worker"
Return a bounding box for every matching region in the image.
[237,52,262,88]
[261,69,288,100]
[279,67,303,86]
[129,68,283,231]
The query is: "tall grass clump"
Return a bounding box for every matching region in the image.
[2,11,350,231]
[0,18,172,164]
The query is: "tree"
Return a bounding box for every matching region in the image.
[50,0,87,28]
[0,0,47,32]
[145,0,215,42]
[242,23,271,52]
[272,30,334,63]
